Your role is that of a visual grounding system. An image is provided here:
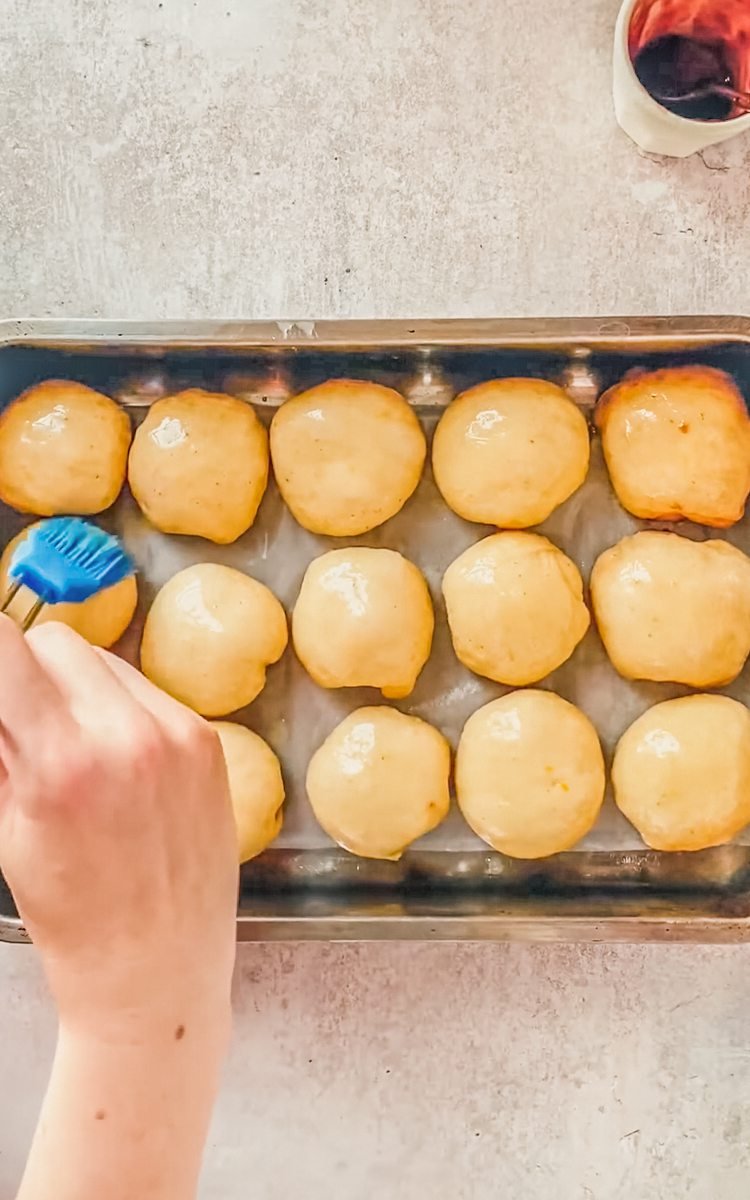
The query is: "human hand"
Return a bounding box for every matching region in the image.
[0,615,239,1200]
[0,615,238,1047]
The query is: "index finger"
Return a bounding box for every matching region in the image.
[0,614,66,760]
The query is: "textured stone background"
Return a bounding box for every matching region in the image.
[2,1,750,1197]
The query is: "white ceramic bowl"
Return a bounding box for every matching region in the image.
[613,0,750,157]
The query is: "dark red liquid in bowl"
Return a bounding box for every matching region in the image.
[629,0,750,120]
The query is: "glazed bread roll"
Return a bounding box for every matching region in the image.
[292,547,434,698]
[596,366,750,527]
[306,706,451,860]
[442,532,590,686]
[591,531,750,687]
[0,523,137,648]
[432,378,590,527]
[0,380,131,515]
[128,389,269,544]
[270,379,426,535]
[612,695,750,852]
[140,563,287,717]
[211,722,284,863]
[456,690,605,859]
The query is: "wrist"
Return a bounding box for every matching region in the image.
[54,1006,231,1127]
[58,994,232,1059]
[18,998,230,1200]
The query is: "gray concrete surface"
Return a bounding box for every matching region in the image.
[2,0,750,1197]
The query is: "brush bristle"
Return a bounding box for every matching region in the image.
[38,522,120,577]
[10,518,135,605]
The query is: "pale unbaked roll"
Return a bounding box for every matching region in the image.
[432,378,590,527]
[306,706,450,860]
[292,547,434,698]
[128,389,269,544]
[211,722,284,863]
[0,380,131,515]
[612,695,750,852]
[270,379,426,535]
[591,531,750,687]
[442,532,590,686]
[456,690,605,859]
[140,563,288,717]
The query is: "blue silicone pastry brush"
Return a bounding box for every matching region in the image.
[0,518,135,631]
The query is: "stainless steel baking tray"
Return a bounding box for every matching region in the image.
[2,317,750,944]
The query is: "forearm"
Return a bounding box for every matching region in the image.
[17,1017,230,1200]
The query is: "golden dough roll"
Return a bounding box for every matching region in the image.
[432,378,590,527]
[306,706,450,860]
[456,690,605,859]
[270,379,426,535]
[128,389,269,544]
[591,531,750,687]
[596,366,750,528]
[0,380,131,515]
[211,722,284,863]
[442,531,590,686]
[140,563,287,717]
[292,547,434,699]
[612,695,750,852]
[0,523,137,648]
